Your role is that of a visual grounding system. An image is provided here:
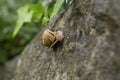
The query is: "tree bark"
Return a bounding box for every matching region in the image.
[13,0,120,80]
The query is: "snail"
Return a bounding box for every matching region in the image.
[42,29,64,47]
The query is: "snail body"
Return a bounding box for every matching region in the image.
[42,29,64,47]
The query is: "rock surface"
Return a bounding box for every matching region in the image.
[13,0,120,80]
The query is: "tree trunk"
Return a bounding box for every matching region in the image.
[13,0,120,80]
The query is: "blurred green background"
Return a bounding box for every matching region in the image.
[0,0,42,64]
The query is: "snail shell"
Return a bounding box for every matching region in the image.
[42,29,64,47]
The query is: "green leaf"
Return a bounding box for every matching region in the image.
[43,6,48,17]
[48,6,54,16]
[42,16,49,25]
[13,5,33,37]
[29,3,43,22]
[65,0,68,3]
[50,0,64,19]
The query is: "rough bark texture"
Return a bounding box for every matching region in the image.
[12,0,120,80]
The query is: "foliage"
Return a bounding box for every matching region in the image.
[13,5,33,37]
[50,0,64,19]
[0,0,42,64]
[13,0,65,37]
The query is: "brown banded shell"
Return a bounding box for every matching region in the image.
[42,29,64,47]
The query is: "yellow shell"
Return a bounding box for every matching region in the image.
[42,29,64,47]
[42,29,56,47]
